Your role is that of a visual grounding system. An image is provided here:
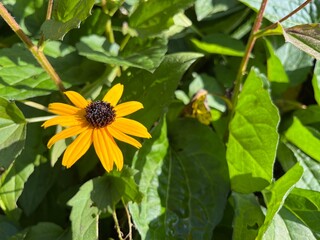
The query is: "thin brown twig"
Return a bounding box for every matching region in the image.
[46,0,54,20]
[122,201,133,240]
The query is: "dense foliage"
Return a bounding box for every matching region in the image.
[0,0,320,239]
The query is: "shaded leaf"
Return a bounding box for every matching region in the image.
[195,0,239,21]
[0,98,26,169]
[131,118,230,239]
[232,193,265,240]
[117,52,203,128]
[0,215,19,239]
[227,68,280,193]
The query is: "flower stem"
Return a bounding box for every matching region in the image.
[0,2,65,92]
[112,209,124,240]
[122,200,133,240]
[27,116,54,123]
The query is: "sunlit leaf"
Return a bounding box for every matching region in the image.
[227,68,280,193]
[195,0,239,21]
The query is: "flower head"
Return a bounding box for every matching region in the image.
[42,83,151,172]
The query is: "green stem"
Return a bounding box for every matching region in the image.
[20,101,48,112]
[112,209,124,240]
[26,116,54,123]
[0,2,65,92]
[230,0,268,116]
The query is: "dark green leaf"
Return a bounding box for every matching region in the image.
[191,33,246,57]
[40,0,95,40]
[285,117,320,162]
[232,193,265,240]
[131,118,230,239]
[117,52,203,128]
[129,0,194,37]
[227,68,280,193]
[258,163,304,238]
[25,222,64,240]
[76,35,167,72]
[0,215,19,239]
[0,98,26,169]
[283,24,320,60]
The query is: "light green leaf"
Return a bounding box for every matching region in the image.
[129,0,194,37]
[22,222,64,240]
[190,33,246,57]
[227,68,280,193]
[232,193,265,240]
[0,98,26,169]
[258,163,304,239]
[40,0,95,40]
[264,38,289,95]
[117,52,203,128]
[283,24,320,60]
[285,117,320,162]
[294,105,320,125]
[239,0,319,28]
[76,35,167,72]
[131,118,230,239]
[195,0,239,21]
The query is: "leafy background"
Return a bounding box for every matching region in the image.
[0,0,320,239]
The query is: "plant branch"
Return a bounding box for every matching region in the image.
[122,201,133,240]
[0,2,65,92]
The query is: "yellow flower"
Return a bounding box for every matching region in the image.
[42,83,151,172]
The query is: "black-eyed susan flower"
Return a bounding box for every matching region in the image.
[42,83,151,172]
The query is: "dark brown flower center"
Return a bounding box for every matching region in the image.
[85,100,116,128]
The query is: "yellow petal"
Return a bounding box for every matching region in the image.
[105,130,124,171]
[64,91,89,109]
[62,129,93,168]
[42,115,85,128]
[102,83,123,106]
[114,101,143,117]
[92,128,113,172]
[47,124,89,148]
[107,125,142,148]
[48,103,80,116]
[112,118,151,138]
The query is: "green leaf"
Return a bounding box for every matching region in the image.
[22,222,64,240]
[76,35,167,72]
[227,68,280,193]
[68,180,99,240]
[240,0,319,28]
[283,24,320,60]
[194,0,239,21]
[264,38,289,95]
[40,0,95,40]
[0,98,26,169]
[232,193,265,240]
[294,105,320,125]
[129,0,194,37]
[117,52,203,128]
[258,163,304,239]
[131,118,230,239]
[285,117,320,162]
[190,33,246,57]
[284,188,320,234]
